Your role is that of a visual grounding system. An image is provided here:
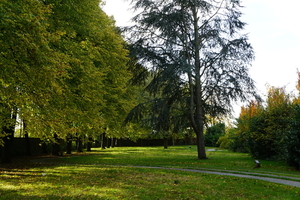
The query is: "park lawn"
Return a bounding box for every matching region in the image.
[53,146,299,176]
[0,146,300,199]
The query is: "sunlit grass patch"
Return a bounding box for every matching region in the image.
[50,146,298,175]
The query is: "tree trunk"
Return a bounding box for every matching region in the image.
[192,5,207,159]
[52,133,61,156]
[163,137,168,149]
[101,132,106,149]
[111,138,115,148]
[86,137,92,152]
[172,136,175,146]
[106,136,110,148]
[66,135,72,154]
[185,133,190,145]
[77,137,83,152]
[24,132,31,156]
[23,120,31,156]
[1,107,17,164]
[182,6,206,159]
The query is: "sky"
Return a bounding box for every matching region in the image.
[103,0,300,115]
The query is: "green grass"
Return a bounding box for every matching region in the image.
[53,146,299,176]
[1,146,300,199]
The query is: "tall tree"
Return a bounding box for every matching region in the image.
[127,0,259,159]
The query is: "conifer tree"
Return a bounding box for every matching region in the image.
[127,0,259,159]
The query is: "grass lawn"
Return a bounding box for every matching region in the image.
[1,146,300,199]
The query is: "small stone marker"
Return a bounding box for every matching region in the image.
[254,160,261,169]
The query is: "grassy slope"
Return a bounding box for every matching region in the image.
[1,146,300,199]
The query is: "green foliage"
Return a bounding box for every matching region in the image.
[204,123,225,147]
[0,0,135,147]
[39,0,132,139]
[217,127,237,149]
[0,0,71,144]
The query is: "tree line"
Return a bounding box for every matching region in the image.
[219,74,300,169]
[0,0,142,163]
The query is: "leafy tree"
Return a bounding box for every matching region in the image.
[230,100,262,153]
[249,87,293,159]
[126,0,258,159]
[204,123,225,147]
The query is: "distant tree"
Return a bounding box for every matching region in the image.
[126,0,259,159]
[204,123,225,147]
[229,100,262,153]
[217,126,237,149]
